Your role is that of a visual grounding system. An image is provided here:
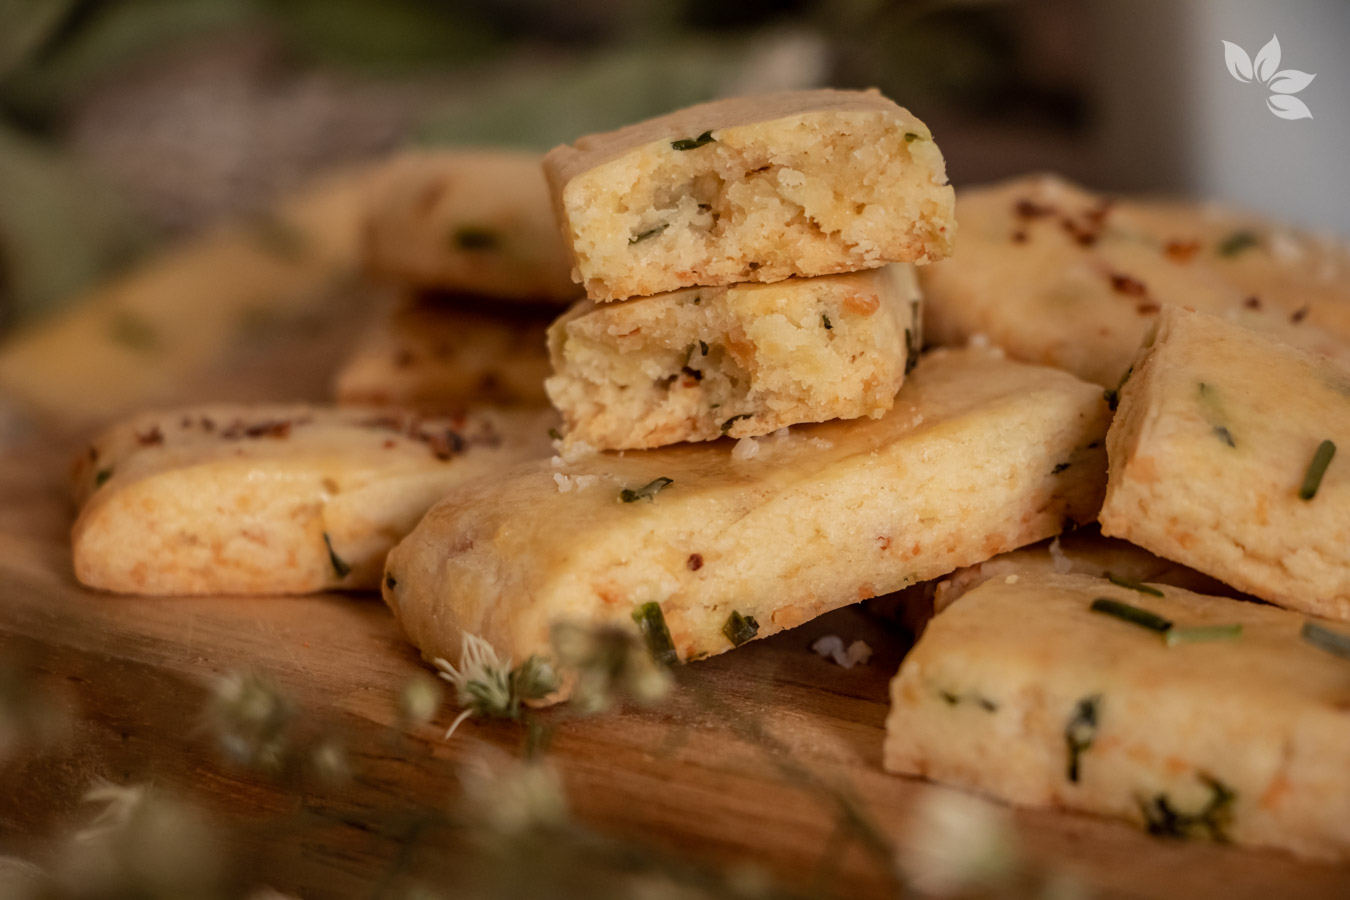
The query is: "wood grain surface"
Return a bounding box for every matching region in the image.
[2,358,1349,899]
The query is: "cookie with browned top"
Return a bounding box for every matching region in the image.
[544,89,954,302]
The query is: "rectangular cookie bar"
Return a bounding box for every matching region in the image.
[1100,306,1350,620]
[72,405,555,595]
[883,572,1350,861]
[335,291,553,410]
[382,348,1108,674]
[544,89,954,302]
[545,264,922,449]
[364,150,577,303]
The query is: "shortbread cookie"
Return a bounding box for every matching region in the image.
[921,174,1350,387]
[546,264,921,449]
[884,572,1350,861]
[383,348,1108,673]
[0,165,384,424]
[871,526,1240,638]
[1100,306,1350,620]
[365,151,576,303]
[335,292,553,410]
[72,405,556,595]
[544,89,954,302]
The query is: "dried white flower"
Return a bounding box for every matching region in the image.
[461,754,569,836]
[1048,535,1072,574]
[897,789,1019,896]
[433,634,557,738]
[207,671,294,771]
[399,671,444,728]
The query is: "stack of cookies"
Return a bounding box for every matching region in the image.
[335,150,578,410]
[381,91,1113,670]
[540,89,953,450]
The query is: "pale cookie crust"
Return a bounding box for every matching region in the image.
[921,174,1350,387]
[335,291,553,410]
[365,151,577,303]
[72,404,556,595]
[544,89,954,302]
[1099,306,1350,620]
[382,348,1108,677]
[546,264,921,450]
[869,525,1243,639]
[884,572,1350,861]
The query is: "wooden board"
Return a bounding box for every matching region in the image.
[2,376,1349,899]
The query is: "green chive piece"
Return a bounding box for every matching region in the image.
[1213,425,1237,448]
[720,413,753,434]
[1105,573,1165,597]
[903,132,924,142]
[323,533,351,578]
[699,340,709,356]
[619,477,673,503]
[94,469,113,487]
[1299,440,1336,501]
[632,602,678,665]
[670,130,715,151]
[1165,624,1243,646]
[629,223,668,245]
[547,427,562,441]
[1064,694,1100,783]
[1302,621,1350,660]
[1090,597,1172,632]
[1217,230,1259,257]
[904,329,918,375]
[1051,462,1071,474]
[722,610,760,647]
[1139,774,1236,842]
[1104,365,1134,411]
[452,225,499,251]
[821,314,832,330]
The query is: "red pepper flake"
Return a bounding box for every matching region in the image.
[1291,305,1310,324]
[1011,230,1028,244]
[136,426,164,446]
[383,439,397,449]
[1243,296,1262,310]
[1109,273,1148,297]
[687,553,704,571]
[1083,200,1114,227]
[1136,302,1161,315]
[244,421,292,439]
[1062,218,1099,247]
[1164,240,1200,263]
[877,536,892,551]
[1014,198,1056,219]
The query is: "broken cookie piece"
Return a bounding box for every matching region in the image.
[545,264,921,449]
[544,89,954,302]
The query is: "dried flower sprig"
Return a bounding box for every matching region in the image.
[550,622,672,714]
[207,671,296,772]
[433,634,558,738]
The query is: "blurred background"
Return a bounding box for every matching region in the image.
[0,0,1345,333]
